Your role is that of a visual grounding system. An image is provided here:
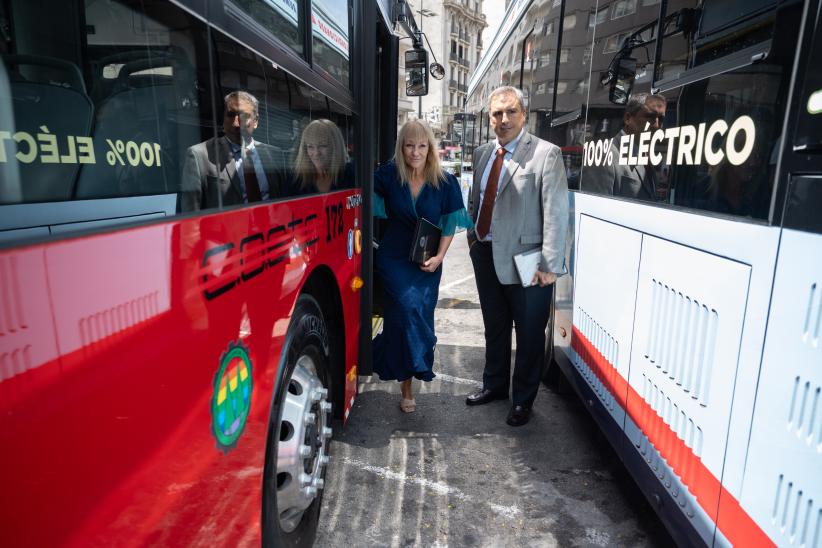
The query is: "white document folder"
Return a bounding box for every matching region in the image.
[513,248,542,287]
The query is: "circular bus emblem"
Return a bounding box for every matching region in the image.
[211,341,253,452]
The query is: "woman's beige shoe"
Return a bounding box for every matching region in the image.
[400,398,416,413]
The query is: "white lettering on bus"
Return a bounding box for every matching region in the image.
[582,115,757,169]
[0,131,167,167]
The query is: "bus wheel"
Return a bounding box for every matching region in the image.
[263,295,333,547]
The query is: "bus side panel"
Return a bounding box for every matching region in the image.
[0,194,355,544]
[732,229,822,548]
[568,193,782,545]
[626,235,750,529]
[328,190,363,422]
[572,214,643,438]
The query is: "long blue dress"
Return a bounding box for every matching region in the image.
[372,161,473,382]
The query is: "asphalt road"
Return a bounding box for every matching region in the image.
[316,235,672,547]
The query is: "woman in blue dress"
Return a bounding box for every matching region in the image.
[373,120,473,412]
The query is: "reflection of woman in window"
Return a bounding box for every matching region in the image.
[291,119,352,194]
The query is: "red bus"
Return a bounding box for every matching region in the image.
[0,0,400,545]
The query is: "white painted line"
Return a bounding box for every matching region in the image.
[439,274,475,291]
[435,373,483,388]
[341,457,521,519]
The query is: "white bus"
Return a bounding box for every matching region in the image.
[466,0,821,545]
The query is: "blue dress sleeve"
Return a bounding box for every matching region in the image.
[438,172,473,236]
[373,193,387,219]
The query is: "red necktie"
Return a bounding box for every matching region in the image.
[476,147,506,240]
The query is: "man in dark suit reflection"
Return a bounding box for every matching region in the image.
[181,90,284,211]
[584,93,666,201]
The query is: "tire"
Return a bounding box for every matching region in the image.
[262,294,334,548]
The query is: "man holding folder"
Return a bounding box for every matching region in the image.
[465,86,569,426]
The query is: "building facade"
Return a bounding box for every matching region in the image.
[400,0,487,151]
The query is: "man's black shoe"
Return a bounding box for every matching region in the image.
[465,388,507,406]
[506,405,531,426]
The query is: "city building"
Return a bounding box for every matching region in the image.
[399,0,487,153]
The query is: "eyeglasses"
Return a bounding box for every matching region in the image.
[225,110,254,121]
[642,110,665,122]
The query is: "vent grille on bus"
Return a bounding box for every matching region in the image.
[804,282,821,346]
[640,373,704,459]
[645,279,717,407]
[0,255,27,336]
[0,255,33,382]
[772,474,821,547]
[0,345,33,383]
[575,307,620,414]
[788,376,822,450]
[78,291,160,347]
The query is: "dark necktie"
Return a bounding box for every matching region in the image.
[243,148,262,203]
[476,147,506,240]
[643,165,658,201]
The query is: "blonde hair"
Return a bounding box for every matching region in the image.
[293,119,348,190]
[394,119,445,188]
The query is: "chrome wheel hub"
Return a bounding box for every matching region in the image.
[276,354,332,533]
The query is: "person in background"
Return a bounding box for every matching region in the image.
[583,92,666,201]
[181,90,284,211]
[372,119,473,413]
[465,86,569,427]
[290,118,353,195]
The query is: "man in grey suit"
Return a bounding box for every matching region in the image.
[464,86,569,426]
[181,91,284,211]
[584,93,666,201]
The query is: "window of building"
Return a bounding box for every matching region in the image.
[589,6,608,28]
[563,14,577,30]
[611,0,637,19]
[603,32,630,53]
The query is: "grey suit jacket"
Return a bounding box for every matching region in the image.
[180,136,285,212]
[582,129,656,201]
[467,132,569,285]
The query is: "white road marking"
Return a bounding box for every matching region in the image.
[341,457,521,519]
[435,373,483,388]
[439,274,475,291]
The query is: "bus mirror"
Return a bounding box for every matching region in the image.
[609,57,637,105]
[405,48,429,96]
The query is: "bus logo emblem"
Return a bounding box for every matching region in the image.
[211,341,253,452]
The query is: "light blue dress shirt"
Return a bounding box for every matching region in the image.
[229,140,270,202]
[477,127,526,241]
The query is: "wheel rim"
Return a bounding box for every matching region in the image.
[276,353,332,533]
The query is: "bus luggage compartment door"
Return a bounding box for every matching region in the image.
[572,213,643,443]
[625,235,751,544]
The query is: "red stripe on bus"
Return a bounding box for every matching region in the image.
[570,326,774,547]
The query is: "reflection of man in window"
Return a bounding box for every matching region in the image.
[181,91,283,211]
[584,93,666,201]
